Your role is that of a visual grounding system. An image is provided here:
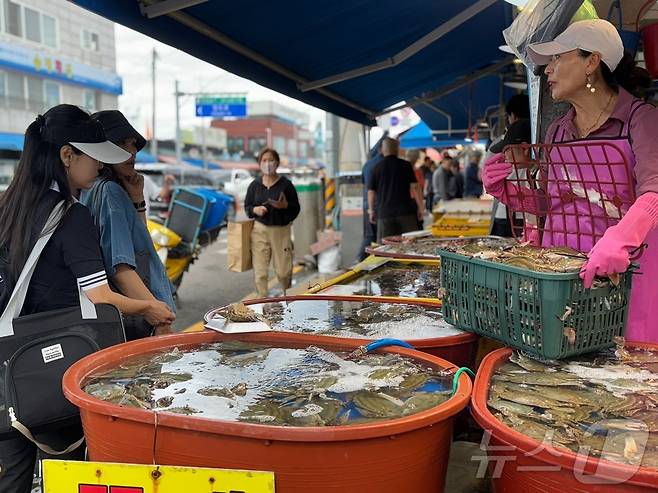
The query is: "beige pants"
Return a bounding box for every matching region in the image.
[251,221,293,298]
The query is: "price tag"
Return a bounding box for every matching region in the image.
[43,460,275,493]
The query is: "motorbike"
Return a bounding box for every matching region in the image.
[148,187,235,288]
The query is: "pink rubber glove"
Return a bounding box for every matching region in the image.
[483,153,513,198]
[524,225,541,246]
[580,192,658,288]
[483,153,544,215]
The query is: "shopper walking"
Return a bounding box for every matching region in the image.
[432,157,454,204]
[367,138,424,242]
[484,20,657,342]
[82,110,176,339]
[449,159,464,199]
[464,151,483,198]
[0,104,174,493]
[421,156,435,213]
[244,148,300,298]
[487,95,531,237]
[357,144,382,261]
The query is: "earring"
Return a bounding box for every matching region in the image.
[586,74,596,93]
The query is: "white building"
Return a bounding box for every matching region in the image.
[0,0,121,186]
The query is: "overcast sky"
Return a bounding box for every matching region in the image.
[114,24,326,141]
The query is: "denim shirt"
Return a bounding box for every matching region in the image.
[81,179,176,312]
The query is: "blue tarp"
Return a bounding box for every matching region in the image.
[0,132,24,151]
[69,0,513,125]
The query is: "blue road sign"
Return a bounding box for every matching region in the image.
[195,96,247,117]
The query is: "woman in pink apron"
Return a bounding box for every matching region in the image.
[483,19,658,342]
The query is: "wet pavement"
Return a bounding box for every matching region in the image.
[173,229,255,331]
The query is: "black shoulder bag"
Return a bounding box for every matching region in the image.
[0,201,126,453]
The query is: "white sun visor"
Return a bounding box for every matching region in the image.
[69,140,131,164]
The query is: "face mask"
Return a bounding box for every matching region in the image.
[260,161,277,175]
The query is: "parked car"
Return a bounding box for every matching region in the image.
[137,163,236,222]
[136,163,218,188]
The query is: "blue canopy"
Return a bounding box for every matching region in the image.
[136,149,158,163]
[400,122,472,149]
[413,75,518,138]
[184,158,221,170]
[70,0,513,125]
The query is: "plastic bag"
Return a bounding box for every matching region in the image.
[318,246,341,274]
[503,0,598,73]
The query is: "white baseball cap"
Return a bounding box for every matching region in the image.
[527,19,624,71]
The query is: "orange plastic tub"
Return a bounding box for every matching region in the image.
[64,331,471,493]
[471,345,658,492]
[238,295,478,369]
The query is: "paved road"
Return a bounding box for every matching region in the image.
[172,229,255,331]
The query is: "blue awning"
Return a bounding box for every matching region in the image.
[413,75,518,137]
[136,149,157,163]
[0,132,24,151]
[183,158,221,170]
[400,122,472,149]
[69,0,513,125]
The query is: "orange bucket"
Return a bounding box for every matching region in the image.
[471,344,658,492]
[63,331,471,493]
[239,295,479,368]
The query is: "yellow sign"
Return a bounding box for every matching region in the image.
[43,460,275,493]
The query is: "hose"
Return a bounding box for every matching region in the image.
[365,338,415,352]
[347,338,415,359]
[451,367,476,396]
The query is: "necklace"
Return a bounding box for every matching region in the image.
[578,92,614,139]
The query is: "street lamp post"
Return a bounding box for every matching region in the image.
[175,80,182,166]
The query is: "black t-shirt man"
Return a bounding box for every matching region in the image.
[367,156,417,220]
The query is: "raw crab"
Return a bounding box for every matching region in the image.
[215,303,271,326]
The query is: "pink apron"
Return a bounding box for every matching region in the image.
[540,133,658,342]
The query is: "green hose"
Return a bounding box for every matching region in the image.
[451,367,476,396]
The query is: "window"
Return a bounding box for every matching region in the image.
[82,89,96,112]
[42,15,57,48]
[248,136,267,159]
[43,80,59,108]
[81,29,99,51]
[287,139,296,156]
[5,0,21,37]
[227,137,244,155]
[273,136,285,154]
[24,7,40,43]
[299,141,308,158]
[6,72,24,109]
[3,3,57,48]
[26,76,42,112]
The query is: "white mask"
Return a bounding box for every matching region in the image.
[260,161,277,175]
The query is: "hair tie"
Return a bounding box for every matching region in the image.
[35,114,45,127]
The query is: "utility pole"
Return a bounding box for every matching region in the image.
[174,80,182,166]
[150,47,158,158]
[202,117,207,170]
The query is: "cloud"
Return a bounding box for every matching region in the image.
[115,24,325,140]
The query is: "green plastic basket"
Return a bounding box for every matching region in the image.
[438,249,633,360]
